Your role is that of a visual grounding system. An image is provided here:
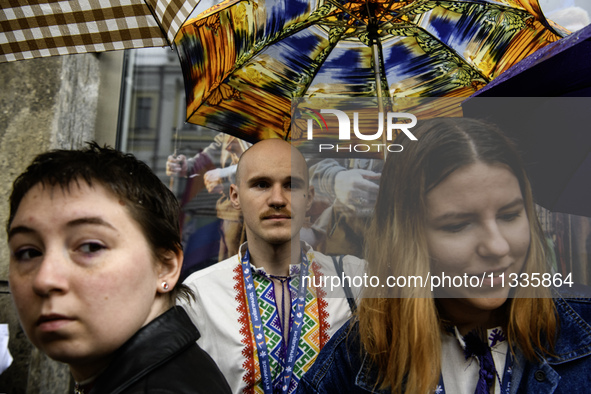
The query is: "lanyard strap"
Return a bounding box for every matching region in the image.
[500,351,514,394]
[241,249,309,394]
[437,348,514,394]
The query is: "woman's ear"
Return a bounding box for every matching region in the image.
[156,248,183,294]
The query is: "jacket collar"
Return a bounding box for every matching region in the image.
[509,297,591,394]
[91,307,200,394]
[355,353,391,394]
[542,297,591,364]
[354,297,591,393]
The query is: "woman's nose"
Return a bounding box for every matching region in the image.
[32,249,69,297]
[477,222,511,258]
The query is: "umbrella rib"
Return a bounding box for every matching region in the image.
[230,9,340,72]
[374,0,405,24]
[143,0,172,46]
[374,0,537,85]
[228,3,369,87]
[194,6,348,109]
[325,0,368,26]
[293,27,348,98]
[403,23,493,83]
[364,1,377,27]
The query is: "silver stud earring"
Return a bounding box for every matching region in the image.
[161,281,170,291]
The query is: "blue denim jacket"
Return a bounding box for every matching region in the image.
[297,297,591,394]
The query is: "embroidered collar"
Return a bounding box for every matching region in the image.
[445,326,507,351]
[236,242,314,277]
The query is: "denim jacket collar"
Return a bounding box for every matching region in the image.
[354,297,591,394]
[544,297,591,364]
[355,353,391,394]
[509,297,591,394]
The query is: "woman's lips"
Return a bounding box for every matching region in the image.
[36,314,74,332]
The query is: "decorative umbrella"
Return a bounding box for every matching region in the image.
[462,24,591,217]
[174,0,567,142]
[0,0,202,63]
[463,22,591,97]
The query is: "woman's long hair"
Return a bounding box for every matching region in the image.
[358,118,556,393]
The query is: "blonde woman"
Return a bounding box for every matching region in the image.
[297,118,591,394]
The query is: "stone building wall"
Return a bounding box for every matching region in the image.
[0,52,115,393]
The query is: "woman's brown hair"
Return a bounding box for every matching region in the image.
[358,118,556,393]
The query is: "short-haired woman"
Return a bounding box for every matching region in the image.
[7,143,231,393]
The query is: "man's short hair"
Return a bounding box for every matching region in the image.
[234,139,309,186]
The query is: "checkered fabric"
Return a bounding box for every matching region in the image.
[0,0,199,63]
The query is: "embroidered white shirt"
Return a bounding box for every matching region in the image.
[180,242,364,393]
[440,326,509,394]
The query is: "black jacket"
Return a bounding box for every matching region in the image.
[90,306,231,394]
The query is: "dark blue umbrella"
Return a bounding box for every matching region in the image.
[462,24,591,217]
[464,23,591,97]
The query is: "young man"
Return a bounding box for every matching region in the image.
[181,139,362,393]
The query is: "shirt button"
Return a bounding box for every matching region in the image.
[534,370,546,382]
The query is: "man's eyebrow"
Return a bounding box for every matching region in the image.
[290,175,306,186]
[7,217,118,241]
[245,175,271,185]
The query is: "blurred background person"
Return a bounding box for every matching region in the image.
[167,133,251,264]
[306,158,381,256]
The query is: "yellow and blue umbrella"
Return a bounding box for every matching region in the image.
[175,0,566,142]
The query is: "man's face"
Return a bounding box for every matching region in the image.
[230,140,313,247]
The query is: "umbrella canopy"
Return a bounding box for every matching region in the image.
[463,22,591,97]
[174,0,566,142]
[462,24,591,217]
[0,0,201,63]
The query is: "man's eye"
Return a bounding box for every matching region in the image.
[289,181,304,190]
[13,248,42,261]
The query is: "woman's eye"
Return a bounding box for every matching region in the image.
[13,248,42,261]
[78,242,106,254]
[499,212,521,222]
[441,223,468,233]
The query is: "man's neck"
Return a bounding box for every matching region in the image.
[246,236,302,277]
